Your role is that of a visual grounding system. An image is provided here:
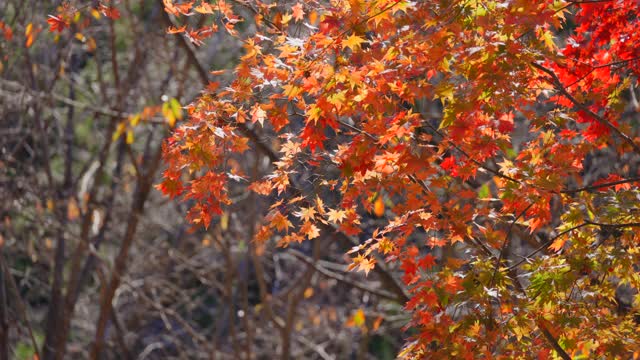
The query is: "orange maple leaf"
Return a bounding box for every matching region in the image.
[292,3,305,22]
[250,105,266,126]
[300,221,320,240]
[270,211,292,232]
[548,237,566,252]
[342,34,365,50]
[248,180,273,195]
[358,256,376,276]
[167,25,187,34]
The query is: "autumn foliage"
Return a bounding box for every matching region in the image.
[149,0,640,358]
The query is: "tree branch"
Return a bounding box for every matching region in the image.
[530,61,640,154]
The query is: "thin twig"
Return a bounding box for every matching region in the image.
[507,222,590,272]
[489,202,534,287]
[289,250,402,303]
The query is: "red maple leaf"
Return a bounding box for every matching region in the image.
[46,15,69,33]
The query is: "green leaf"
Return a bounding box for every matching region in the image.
[169,97,183,120]
[478,183,490,199]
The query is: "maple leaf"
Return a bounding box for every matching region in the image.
[250,105,267,126]
[300,221,320,240]
[548,237,566,252]
[427,236,445,248]
[401,258,418,284]
[349,254,376,275]
[373,151,401,174]
[248,180,273,195]
[156,171,183,199]
[357,256,376,276]
[292,3,305,22]
[342,34,365,51]
[315,195,325,215]
[300,123,327,152]
[270,211,292,232]
[440,156,457,172]
[443,274,463,293]
[46,15,68,33]
[295,206,316,222]
[418,254,436,269]
[255,225,273,244]
[326,209,347,223]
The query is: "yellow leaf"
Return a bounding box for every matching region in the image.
[303,287,314,299]
[90,8,101,19]
[327,209,347,223]
[346,308,366,328]
[282,84,302,99]
[296,207,317,222]
[162,102,176,127]
[342,34,365,50]
[540,29,556,51]
[169,98,183,120]
[281,13,292,25]
[129,114,141,127]
[125,130,134,144]
[354,254,376,275]
[221,212,229,231]
[25,23,37,48]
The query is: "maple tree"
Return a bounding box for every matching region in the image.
[33,0,640,358]
[155,0,640,358]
